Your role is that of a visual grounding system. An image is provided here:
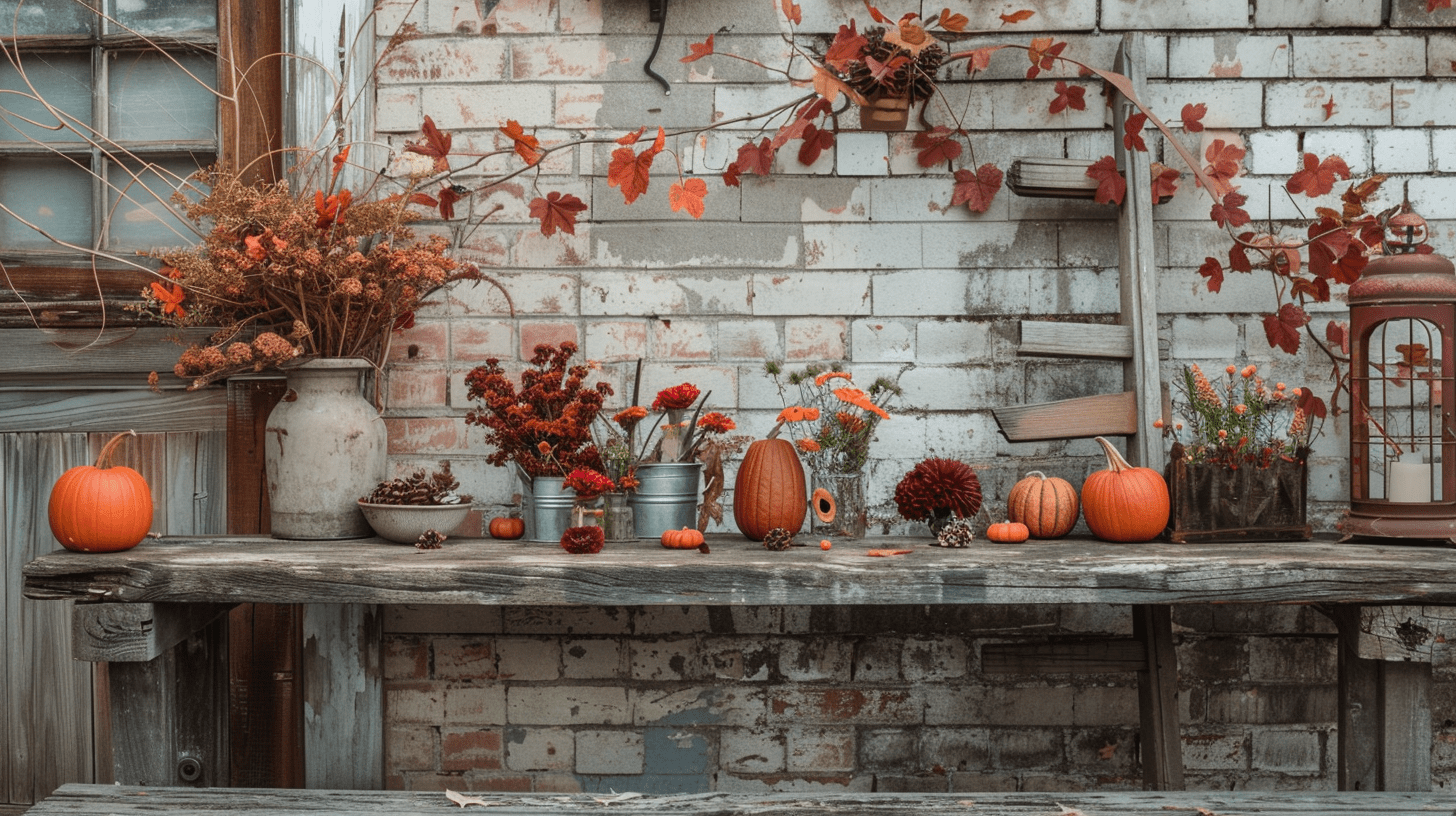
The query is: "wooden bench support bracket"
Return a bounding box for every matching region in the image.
[1335,605,1434,791]
[1134,603,1184,790]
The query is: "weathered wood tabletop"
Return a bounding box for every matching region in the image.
[20,533,1456,607]
[26,784,1456,815]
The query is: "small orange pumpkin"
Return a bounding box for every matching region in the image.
[811,487,837,524]
[489,516,525,540]
[661,527,705,549]
[48,429,153,553]
[985,520,1030,543]
[1081,436,1170,543]
[1007,471,1079,538]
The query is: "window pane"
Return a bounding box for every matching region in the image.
[108,51,216,142]
[0,0,95,36]
[0,53,93,144]
[0,156,93,249]
[105,156,208,250]
[112,0,215,37]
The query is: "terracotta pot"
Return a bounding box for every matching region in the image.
[859,94,911,131]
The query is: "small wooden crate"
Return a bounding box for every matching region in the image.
[1165,444,1312,543]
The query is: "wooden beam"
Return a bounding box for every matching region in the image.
[302,604,381,790]
[992,391,1138,442]
[1336,605,1434,791]
[982,639,1147,674]
[1019,321,1134,360]
[1134,604,1183,791]
[73,604,235,663]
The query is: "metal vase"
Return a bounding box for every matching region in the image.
[525,476,574,543]
[630,462,703,539]
[265,358,386,540]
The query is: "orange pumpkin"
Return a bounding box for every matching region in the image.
[1007,471,1079,538]
[489,516,525,540]
[661,527,705,549]
[811,487,837,524]
[1081,436,1170,543]
[48,430,153,553]
[732,438,807,541]
[985,520,1030,543]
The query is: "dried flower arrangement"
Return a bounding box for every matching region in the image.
[1158,363,1318,468]
[140,161,483,388]
[361,463,472,506]
[894,458,984,534]
[464,342,612,479]
[765,363,900,474]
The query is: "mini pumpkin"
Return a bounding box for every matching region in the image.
[489,516,525,540]
[1081,436,1170,543]
[811,487,837,524]
[48,430,153,553]
[985,520,1030,543]
[661,527,706,549]
[1007,471,1079,539]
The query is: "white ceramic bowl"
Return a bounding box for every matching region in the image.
[357,501,472,544]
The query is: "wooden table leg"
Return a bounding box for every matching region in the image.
[1335,605,1433,791]
[1133,604,1183,790]
[302,604,382,789]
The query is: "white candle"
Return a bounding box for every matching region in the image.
[1388,459,1433,503]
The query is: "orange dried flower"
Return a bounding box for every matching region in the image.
[814,370,852,386]
[697,412,736,433]
[614,406,648,428]
[777,406,807,423]
[796,438,821,453]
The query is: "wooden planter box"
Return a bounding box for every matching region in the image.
[1165,443,1312,543]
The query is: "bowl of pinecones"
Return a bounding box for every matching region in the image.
[358,464,474,546]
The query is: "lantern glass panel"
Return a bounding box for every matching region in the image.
[1361,317,1444,502]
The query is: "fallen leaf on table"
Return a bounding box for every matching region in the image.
[866,549,914,557]
[592,791,644,805]
[445,790,504,808]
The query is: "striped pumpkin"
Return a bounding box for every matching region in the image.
[1007,471,1079,539]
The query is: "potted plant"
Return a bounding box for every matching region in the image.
[1159,364,1318,543]
[358,463,474,547]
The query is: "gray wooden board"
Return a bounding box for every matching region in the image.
[26,535,1456,611]
[26,784,1456,815]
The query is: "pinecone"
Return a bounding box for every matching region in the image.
[843,28,945,102]
[364,463,473,506]
[415,529,447,550]
[934,517,975,548]
[763,527,795,551]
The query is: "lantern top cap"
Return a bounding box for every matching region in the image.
[1386,211,1429,256]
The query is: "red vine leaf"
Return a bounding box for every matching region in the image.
[1326,320,1350,356]
[1086,156,1125,206]
[1025,37,1066,80]
[1050,81,1086,114]
[1228,240,1252,274]
[825,21,869,70]
[529,191,588,236]
[952,163,1003,213]
[1342,175,1387,218]
[436,184,466,220]
[607,143,659,205]
[938,9,970,31]
[1291,276,1331,303]
[797,123,835,166]
[862,0,890,23]
[721,162,742,188]
[500,119,542,166]
[1286,153,1351,198]
[1180,103,1207,132]
[1202,138,1245,192]
[1297,389,1327,420]
[681,34,714,63]
[405,115,452,173]
[616,126,646,146]
[914,126,962,167]
[1210,191,1250,228]
[1122,112,1148,152]
[781,0,802,24]
[734,137,776,176]
[668,178,708,219]
[1000,9,1035,24]
[1263,303,1310,355]
[1150,162,1180,204]
[1197,256,1224,293]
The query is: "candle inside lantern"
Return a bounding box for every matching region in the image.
[1388,454,1433,503]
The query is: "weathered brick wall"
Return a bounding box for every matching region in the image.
[369,0,1456,794]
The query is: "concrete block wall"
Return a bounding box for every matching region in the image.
[368,0,1456,793]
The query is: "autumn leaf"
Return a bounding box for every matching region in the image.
[1000,9,1035,24]
[1286,152,1351,198]
[781,0,802,25]
[1086,156,1126,206]
[1049,80,1086,114]
[866,549,914,557]
[500,119,542,166]
[914,126,962,167]
[951,163,1003,213]
[1197,257,1224,293]
[798,123,835,166]
[529,191,588,236]
[1150,162,1180,203]
[862,0,890,23]
[812,64,861,106]
[436,184,467,220]
[1025,37,1067,79]
[1322,95,1337,120]
[1122,112,1148,152]
[607,144,658,205]
[681,34,714,63]
[314,188,352,229]
[771,113,811,149]
[1291,275,1331,303]
[1327,320,1350,355]
[735,138,776,176]
[1263,303,1310,354]
[825,21,869,71]
[965,46,1002,73]
[1342,175,1387,218]
[1297,388,1327,420]
[330,145,351,185]
[1228,240,1252,273]
[1180,102,1207,132]
[405,115,452,173]
[1202,138,1245,192]
[1210,190,1250,228]
[937,9,969,31]
[150,281,186,317]
[721,162,742,187]
[616,126,646,146]
[668,178,708,219]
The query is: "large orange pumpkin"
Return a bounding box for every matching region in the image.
[1081,437,1169,543]
[1007,471,1079,538]
[732,438,807,541]
[48,430,153,553]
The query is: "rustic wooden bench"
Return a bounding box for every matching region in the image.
[26,783,1456,815]
[23,535,1456,794]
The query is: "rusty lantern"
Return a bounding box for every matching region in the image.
[1340,212,1456,542]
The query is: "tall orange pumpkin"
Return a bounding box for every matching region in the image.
[1007,471,1079,538]
[48,430,153,553]
[1081,437,1168,543]
[732,438,807,541]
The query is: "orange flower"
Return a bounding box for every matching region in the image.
[613,406,648,428]
[1241,365,1257,378]
[777,406,807,423]
[537,441,553,455]
[796,438,821,453]
[697,411,735,433]
[802,407,820,421]
[1234,404,1247,415]
[836,411,866,435]
[814,370,853,386]
[1225,364,1237,375]
[149,281,186,317]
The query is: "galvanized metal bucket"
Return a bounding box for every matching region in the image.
[525,476,574,542]
[630,462,703,539]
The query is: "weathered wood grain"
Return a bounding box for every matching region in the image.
[1018,320,1133,359]
[27,784,1456,815]
[72,603,235,662]
[301,604,381,790]
[28,535,1456,609]
[992,392,1139,442]
[1134,604,1183,790]
[0,389,227,433]
[0,328,219,374]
